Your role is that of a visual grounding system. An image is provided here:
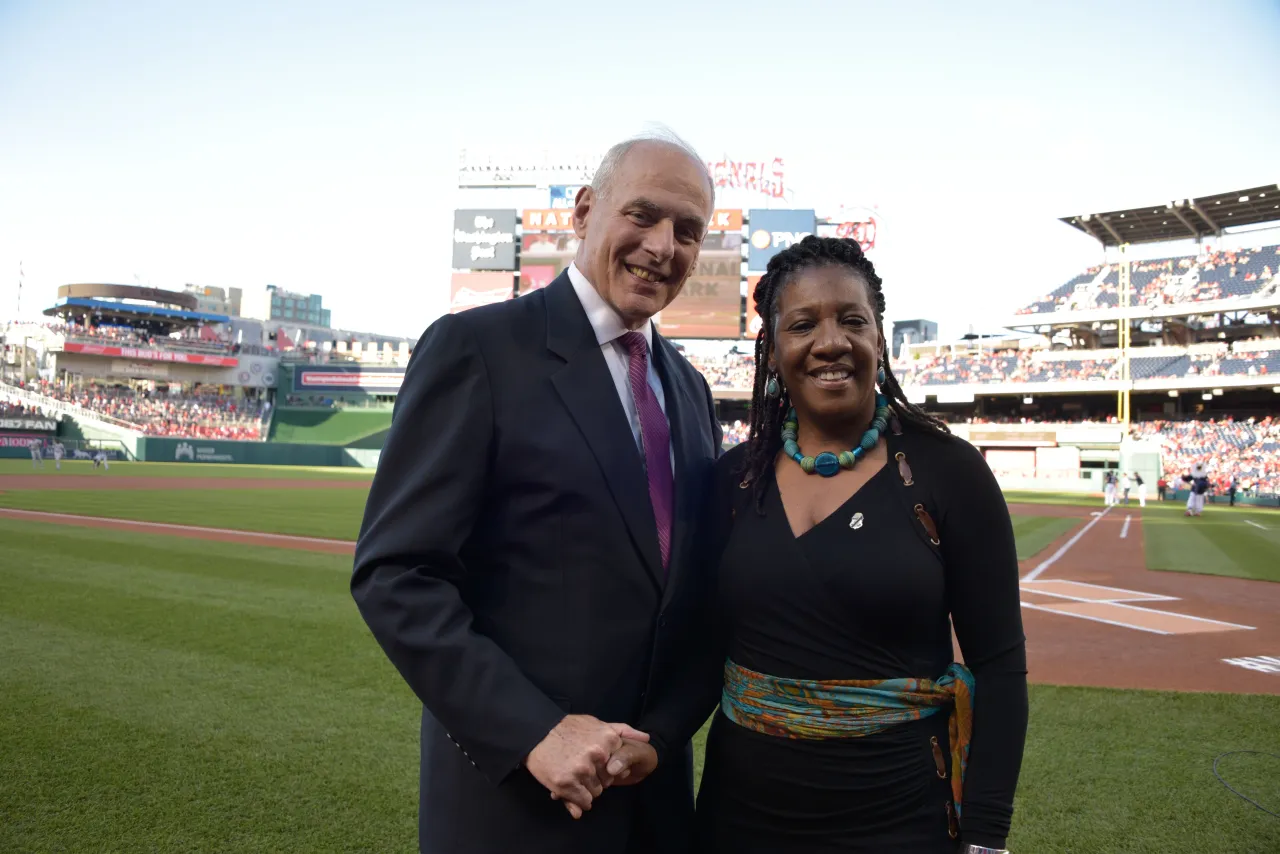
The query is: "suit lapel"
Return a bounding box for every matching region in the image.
[652,334,703,607]
[545,274,664,588]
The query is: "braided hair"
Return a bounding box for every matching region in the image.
[741,234,949,510]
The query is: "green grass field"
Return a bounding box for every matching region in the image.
[1142,504,1280,583]
[268,408,394,446]
[1005,491,1280,582]
[1010,514,1077,560]
[2,516,1277,853]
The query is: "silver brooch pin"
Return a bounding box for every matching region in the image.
[849,512,864,530]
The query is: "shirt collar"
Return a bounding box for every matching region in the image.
[568,262,653,351]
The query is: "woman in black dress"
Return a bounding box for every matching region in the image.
[694,236,1028,853]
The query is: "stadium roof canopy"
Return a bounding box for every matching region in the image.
[45,297,230,325]
[1060,184,1280,247]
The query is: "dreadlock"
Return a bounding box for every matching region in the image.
[741,234,950,511]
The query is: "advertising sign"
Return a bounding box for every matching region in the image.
[817,207,879,253]
[658,233,742,339]
[549,185,585,209]
[519,233,578,289]
[522,209,578,231]
[519,264,558,294]
[452,209,517,270]
[449,272,514,314]
[293,367,407,393]
[62,341,239,367]
[747,210,815,271]
[707,209,743,232]
[0,417,57,432]
[460,150,787,201]
[969,429,1058,447]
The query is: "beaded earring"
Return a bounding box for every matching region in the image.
[765,374,780,398]
[877,365,886,386]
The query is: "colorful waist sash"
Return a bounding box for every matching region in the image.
[721,659,975,815]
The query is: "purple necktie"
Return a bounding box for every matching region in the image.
[621,331,674,573]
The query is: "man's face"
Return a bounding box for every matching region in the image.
[573,142,713,329]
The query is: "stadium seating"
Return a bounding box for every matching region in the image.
[1131,417,1280,495]
[685,353,755,392]
[62,322,234,355]
[1016,244,1280,315]
[890,340,1278,388]
[14,379,268,440]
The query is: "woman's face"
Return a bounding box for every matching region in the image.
[770,264,884,426]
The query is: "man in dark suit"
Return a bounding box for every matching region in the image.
[352,133,723,853]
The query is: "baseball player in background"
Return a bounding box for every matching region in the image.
[29,438,44,468]
[1103,471,1116,506]
[1120,471,1131,505]
[52,441,65,471]
[92,449,110,471]
[1134,472,1147,507]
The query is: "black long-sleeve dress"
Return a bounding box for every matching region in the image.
[694,427,1028,853]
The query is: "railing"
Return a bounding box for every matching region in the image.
[0,380,146,433]
[62,334,233,357]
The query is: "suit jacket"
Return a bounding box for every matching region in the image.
[352,272,723,854]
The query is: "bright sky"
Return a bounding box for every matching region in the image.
[2,0,1278,341]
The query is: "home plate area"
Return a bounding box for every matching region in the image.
[1019,579,1255,635]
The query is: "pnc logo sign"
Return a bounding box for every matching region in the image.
[751,229,811,250]
[747,209,816,271]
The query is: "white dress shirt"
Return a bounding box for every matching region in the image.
[567,262,674,474]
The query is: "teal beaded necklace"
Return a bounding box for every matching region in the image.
[781,393,890,477]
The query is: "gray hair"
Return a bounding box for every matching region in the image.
[590,127,715,207]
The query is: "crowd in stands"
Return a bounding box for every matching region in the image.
[13,379,268,440]
[721,420,750,446]
[61,321,233,354]
[1132,417,1280,496]
[892,349,1117,387]
[0,400,48,418]
[1017,244,1279,315]
[684,352,754,391]
[891,339,1280,388]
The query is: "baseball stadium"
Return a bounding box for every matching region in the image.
[2,175,1279,852]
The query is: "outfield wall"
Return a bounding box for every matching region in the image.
[135,437,377,468]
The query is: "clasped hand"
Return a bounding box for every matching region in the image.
[524,714,659,819]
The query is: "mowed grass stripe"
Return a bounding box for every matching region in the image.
[1010,514,1078,560]
[0,458,374,480]
[0,488,367,540]
[1142,505,1280,583]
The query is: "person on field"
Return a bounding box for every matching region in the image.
[1120,471,1131,505]
[352,131,723,854]
[1134,472,1146,507]
[29,438,44,468]
[688,236,1027,853]
[52,440,65,470]
[1103,471,1116,506]
[1183,464,1209,516]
